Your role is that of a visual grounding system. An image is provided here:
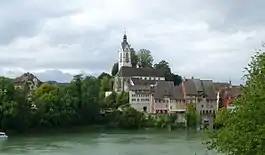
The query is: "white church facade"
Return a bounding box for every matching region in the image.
[113,34,165,93]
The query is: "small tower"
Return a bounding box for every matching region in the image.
[118,33,132,70]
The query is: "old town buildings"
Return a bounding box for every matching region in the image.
[112,34,241,119]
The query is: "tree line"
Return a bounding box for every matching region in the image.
[0,48,186,133]
[0,73,150,132]
[0,73,196,133]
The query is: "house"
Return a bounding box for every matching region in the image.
[149,81,186,123]
[182,78,217,127]
[182,78,217,114]
[219,85,242,110]
[129,84,151,112]
[13,72,42,102]
[113,34,165,92]
[13,72,42,91]
[129,79,186,113]
[213,82,231,109]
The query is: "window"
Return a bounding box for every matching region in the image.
[137,99,140,101]
[201,104,204,108]
[170,106,172,109]
[210,105,213,108]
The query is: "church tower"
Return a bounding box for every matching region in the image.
[118,33,132,70]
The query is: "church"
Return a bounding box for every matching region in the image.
[113,34,166,92]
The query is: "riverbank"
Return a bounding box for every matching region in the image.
[6,124,202,137]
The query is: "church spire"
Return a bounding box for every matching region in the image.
[118,32,132,70]
[121,32,129,51]
[123,31,127,42]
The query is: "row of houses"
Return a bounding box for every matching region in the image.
[127,78,241,113]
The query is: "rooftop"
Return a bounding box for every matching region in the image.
[117,66,164,77]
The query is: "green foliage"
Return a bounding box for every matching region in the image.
[103,92,117,108]
[111,62,119,76]
[207,51,265,154]
[154,60,182,86]
[168,74,182,86]
[186,105,200,127]
[213,107,229,129]
[137,49,154,68]
[130,48,138,68]
[115,92,129,108]
[118,107,145,129]
[154,60,172,79]
[98,72,111,80]
[0,74,103,132]
[152,114,178,129]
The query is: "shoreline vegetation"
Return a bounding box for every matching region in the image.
[0,73,200,135]
[0,50,195,135]
[206,49,265,154]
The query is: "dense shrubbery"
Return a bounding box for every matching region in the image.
[186,105,200,128]
[0,73,134,132]
[207,50,265,154]
[0,73,188,133]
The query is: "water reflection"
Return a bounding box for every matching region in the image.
[0,130,217,155]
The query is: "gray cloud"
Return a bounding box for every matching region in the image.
[0,0,264,84]
[35,70,73,82]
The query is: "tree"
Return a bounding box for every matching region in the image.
[98,72,111,80]
[111,62,119,76]
[169,74,182,86]
[34,83,59,99]
[115,92,129,108]
[186,105,200,127]
[154,60,182,85]
[154,60,172,79]
[207,50,265,154]
[0,77,32,131]
[118,107,145,129]
[137,49,154,68]
[103,92,117,108]
[130,48,138,68]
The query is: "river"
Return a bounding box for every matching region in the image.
[0,130,218,155]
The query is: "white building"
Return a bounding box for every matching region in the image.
[113,34,165,92]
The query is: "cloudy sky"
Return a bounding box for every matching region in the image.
[0,0,264,84]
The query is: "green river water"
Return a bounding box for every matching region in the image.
[0,130,218,155]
